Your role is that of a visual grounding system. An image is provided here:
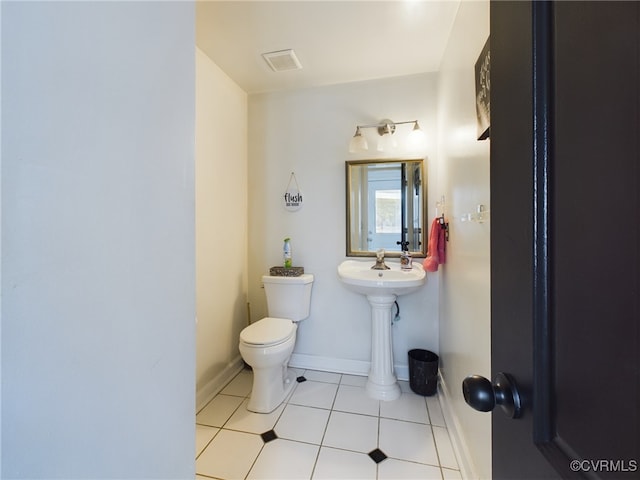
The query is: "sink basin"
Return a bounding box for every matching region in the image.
[337,259,427,401]
[338,260,426,297]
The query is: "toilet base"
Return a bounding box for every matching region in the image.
[246,367,297,413]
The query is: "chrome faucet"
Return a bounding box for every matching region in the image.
[371,249,390,270]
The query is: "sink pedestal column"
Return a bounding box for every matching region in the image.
[365,294,401,401]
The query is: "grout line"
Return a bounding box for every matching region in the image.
[376,411,382,479]
[308,440,323,480]
[194,473,219,479]
[424,395,432,425]
[329,373,342,410]
[195,426,221,461]
[243,440,266,480]
[311,374,343,478]
[430,422,445,475]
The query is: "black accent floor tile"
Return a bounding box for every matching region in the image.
[260,429,278,443]
[368,448,388,464]
[296,375,307,383]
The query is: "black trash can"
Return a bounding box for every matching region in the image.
[408,349,439,396]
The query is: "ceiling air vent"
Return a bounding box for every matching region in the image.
[262,49,303,72]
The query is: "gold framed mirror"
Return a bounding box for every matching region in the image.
[346,159,427,257]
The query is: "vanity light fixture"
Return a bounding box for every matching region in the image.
[348,119,426,153]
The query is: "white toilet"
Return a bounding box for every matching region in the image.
[239,273,314,413]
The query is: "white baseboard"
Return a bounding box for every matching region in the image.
[289,352,370,376]
[395,364,409,381]
[196,355,245,412]
[438,375,478,480]
[289,353,413,380]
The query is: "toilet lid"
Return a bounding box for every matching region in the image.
[240,317,295,346]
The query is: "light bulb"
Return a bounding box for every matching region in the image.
[349,127,368,153]
[406,121,426,151]
[377,134,397,152]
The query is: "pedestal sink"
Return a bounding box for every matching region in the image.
[338,259,426,401]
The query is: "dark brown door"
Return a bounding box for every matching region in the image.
[469,2,639,478]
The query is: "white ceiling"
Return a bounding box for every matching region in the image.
[196,1,461,94]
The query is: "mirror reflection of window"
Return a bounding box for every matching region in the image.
[369,165,403,251]
[375,190,401,233]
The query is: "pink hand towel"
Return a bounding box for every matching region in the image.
[423,217,446,272]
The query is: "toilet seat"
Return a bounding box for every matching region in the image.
[240,317,295,347]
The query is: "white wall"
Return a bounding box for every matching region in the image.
[247,75,440,378]
[436,1,491,478]
[195,48,248,409]
[1,2,195,477]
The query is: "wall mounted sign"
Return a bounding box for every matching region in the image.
[283,172,303,211]
[475,37,491,141]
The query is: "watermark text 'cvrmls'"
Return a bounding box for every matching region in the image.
[570,459,637,473]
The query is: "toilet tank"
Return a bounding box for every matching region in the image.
[262,274,314,322]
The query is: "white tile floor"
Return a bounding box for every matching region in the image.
[196,368,462,480]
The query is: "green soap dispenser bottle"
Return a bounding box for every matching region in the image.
[283,237,292,268]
